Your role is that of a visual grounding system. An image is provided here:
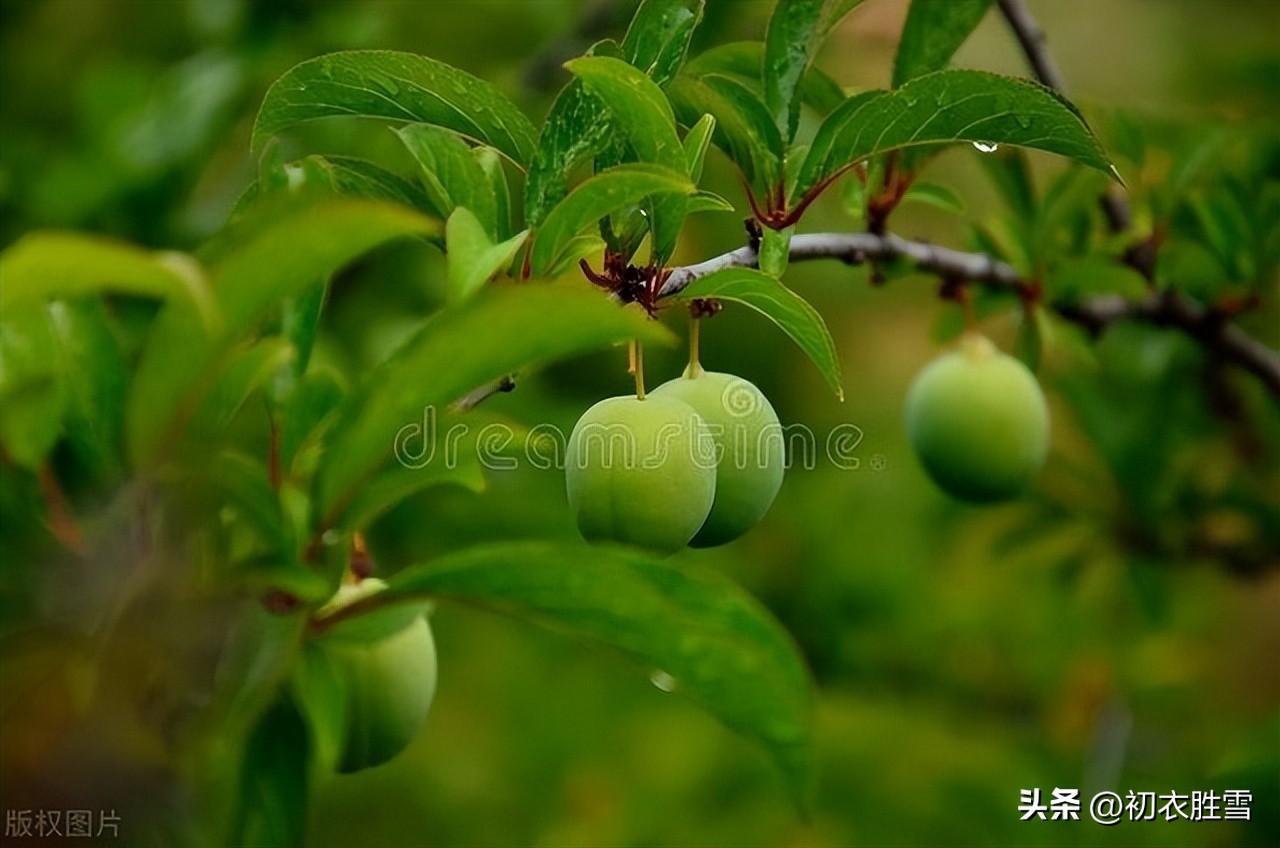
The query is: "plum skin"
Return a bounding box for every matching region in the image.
[566,395,716,554]
[905,334,1049,502]
[319,579,438,773]
[652,369,784,546]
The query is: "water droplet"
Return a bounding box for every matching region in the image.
[972,141,999,154]
[650,670,677,693]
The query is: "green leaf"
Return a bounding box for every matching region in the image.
[792,70,1117,206]
[338,456,486,534]
[565,56,689,263]
[0,305,65,469]
[547,234,608,278]
[233,155,436,220]
[668,75,782,195]
[379,541,814,798]
[529,164,694,277]
[900,181,965,215]
[763,0,826,142]
[312,284,674,524]
[127,199,439,468]
[278,370,346,475]
[251,50,537,167]
[760,225,794,277]
[291,647,348,771]
[194,338,295,439]
[279,281,327,383]
[474,147,513,239]
[1049,257,1148,303]
[445,207,529,303]
[682,113,717,183]
[621,0,704,87]
[1013,305,1046,372]
[396,123,499,238]
[230,697,310,848]
[685,42,845,114]
[47,299,128,482]
[677,268,843,399]
[0,232,212,318]
[687,191,736,215]
[892,0,992,87]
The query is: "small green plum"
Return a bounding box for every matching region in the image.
[905,333,1049,502]
[566,395,716,554]
[319,579,437,773]
[652,368,784,546]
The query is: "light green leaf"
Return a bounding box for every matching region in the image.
[529,164,694,277]
[760,225,794,277]
[763,0,826,142]
[678,268,843,399]
[396,123,499,238]
[792,70,1117,206]
[893,0,992,87]
[901,181,966,215]
[127,199,439,468]
[682,113,717,183]
[687,191,736,214]
[378,541,815,798]
[445,207,529,303]
[251,50,537,167]
[474,147,513,239]
[565,56,689,263]
[312,284,674,523]
[0,232,212,319]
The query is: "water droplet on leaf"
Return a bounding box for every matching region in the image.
[972,141,999,154]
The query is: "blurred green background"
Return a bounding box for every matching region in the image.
[1,1,1277,846]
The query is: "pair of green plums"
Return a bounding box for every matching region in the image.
[906,333,1049,502]
[566,367,784,554]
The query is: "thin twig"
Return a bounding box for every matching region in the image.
[450,374,516,413]
[656,233,1280,396]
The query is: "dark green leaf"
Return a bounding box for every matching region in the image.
[47,299,128,482]
[279,281,327,383]
[685,42,845,114]
[763,0,826,142]
[396,123,500,238]
[792,70,1117,206]
[0,305,65,468]
[195,338,294,438]
[127,199,439,468]
[312,284,674,522]
[668,75,782,195]
[529,164,694,277]
[252,50,537,167]
[621,0,704,87]
[677,268,843,399]
[279,369,346,474]
[233,155,436,220]
[230,697,310,848]
[1048,257,1149,303]
[380,541,815,798]
[892,0,992,87]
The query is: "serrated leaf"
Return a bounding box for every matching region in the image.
[792,70,1117,207]
[251,50,537,167]
[682,113,717,182]
[565,56,689,263]
[312,285,675,524]
[377,541,814,799]
[893,0,992,87]
[529,164,694,277]
[127,199,440,468]
[0,232,212,318]
[396,123,500,238]
[445,208,529,303]
[763,0,827,142]
[677,268,843,399]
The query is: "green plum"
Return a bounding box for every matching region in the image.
[318,579,437,773]
[652,368,784,546]
[566,395,716,554]
[905,333,1049,502]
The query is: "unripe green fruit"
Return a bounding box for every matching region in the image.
[652,368,784,546]
[905,333,1049,502]
[319,579,437,773]
[566,395,716,554]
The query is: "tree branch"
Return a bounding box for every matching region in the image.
[995,0,1132,233]
[657,233,1280,397]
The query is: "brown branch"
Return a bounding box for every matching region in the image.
[995,0,1132,234]
[451,374,516,413]
[656,232,1280,396]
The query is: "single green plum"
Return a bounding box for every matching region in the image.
[652,368,784,546]
[905,333,1049,502]
[318,579,437,773]
[566,395,716,554]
